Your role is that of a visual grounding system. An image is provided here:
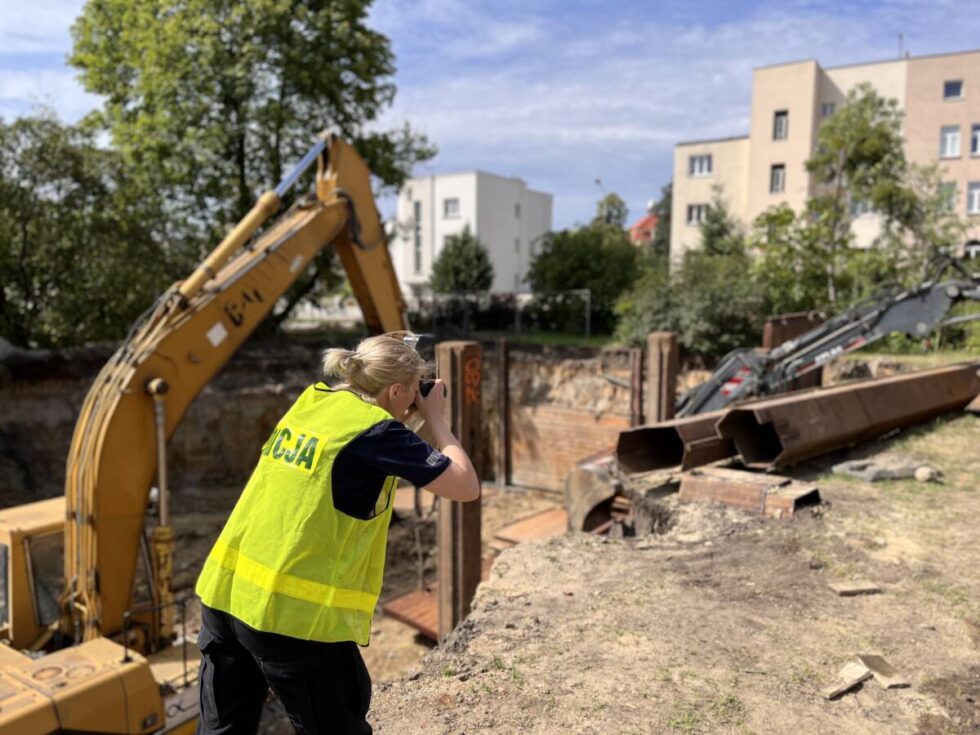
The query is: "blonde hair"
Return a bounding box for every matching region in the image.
[322,331,431,398]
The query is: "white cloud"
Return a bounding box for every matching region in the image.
[0,0,86,53]
[0,67,100,121]
[372,0,980,226]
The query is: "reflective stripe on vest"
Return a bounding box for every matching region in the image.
[195,384,396,645]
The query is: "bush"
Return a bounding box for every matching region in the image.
[615,251,764,362]
[528,226,639,333]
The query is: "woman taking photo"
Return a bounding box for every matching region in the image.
[194,331,480,734]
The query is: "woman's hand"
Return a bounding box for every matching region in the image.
[414,379,448,425]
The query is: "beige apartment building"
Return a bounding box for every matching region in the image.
[671,49,980,263]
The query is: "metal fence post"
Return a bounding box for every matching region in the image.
[436,341,482,641]
[496,338,510,487]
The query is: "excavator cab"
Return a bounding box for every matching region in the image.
[0,496,65,651]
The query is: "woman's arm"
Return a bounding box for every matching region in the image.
[414,380,480,502]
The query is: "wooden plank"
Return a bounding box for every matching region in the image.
[494,507,569,545]
[857,654,910,689]
[436,341,483,641]
[828,581,882,597]
[383,588,438,641]
[629,348,643,427]
[645,332,679,423]
[822,661,872,700]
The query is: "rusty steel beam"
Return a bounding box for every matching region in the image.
[717,362,980,468]
[615,411,734,474]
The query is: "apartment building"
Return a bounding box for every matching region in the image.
[390,172,552,299]
[671,49,980,263]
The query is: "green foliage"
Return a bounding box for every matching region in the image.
[593,192,629,229]
[613,253,672,344]
[66,0,434,334]
[615,250,763,360]
[0,112,186,347]
[752,84,966,316]
[429,226,494,293]
[650,182,671,258]
[699,185,744,256]
[528,223,639,333]
[69,0,435,244]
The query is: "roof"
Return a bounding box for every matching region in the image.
[675,134,749,148]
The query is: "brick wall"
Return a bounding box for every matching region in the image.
[509,404,630,492]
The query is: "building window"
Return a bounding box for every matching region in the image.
[972,124,980,156]
[968,182,980,215]
[515,203,521,218]
[940,126,961,158]
[688,154,712,177]
[770,164,786,194]
[850,198,873,216]
[412,201,422,274]
[966,240,980,259]
[820,102,836,118]
[515,238,521,253]
[773,110,789,140]
[686,204,707,225]
[940,182,957,213]
[443,197,460,218]
[944,80,964,100]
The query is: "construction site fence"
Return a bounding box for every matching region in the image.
[406,290,593,339]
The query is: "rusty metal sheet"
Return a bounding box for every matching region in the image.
[678,467,820,517]
[564,450,620,532]
[717,362,980,468]
[615,411,733,473]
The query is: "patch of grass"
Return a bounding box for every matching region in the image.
[667,704,703,732]
[509,665,525,687]
[789,663,818,688]
[710,692,746,725]
[442,664,457,677]
[490,655,505,671]
[920,578,969,607]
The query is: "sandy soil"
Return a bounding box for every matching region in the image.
[368,413,980,735]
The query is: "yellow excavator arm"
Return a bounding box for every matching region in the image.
[62,133,408,648]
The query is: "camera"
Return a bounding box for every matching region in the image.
[419,379,447,398]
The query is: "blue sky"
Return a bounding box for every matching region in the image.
[2,0,979,228]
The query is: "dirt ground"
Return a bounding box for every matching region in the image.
[168,479,564,732]
[366,413,980,734]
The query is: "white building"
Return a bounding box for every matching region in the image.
[390,171,553,299]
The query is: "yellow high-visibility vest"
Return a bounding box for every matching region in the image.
[195,384,397,645]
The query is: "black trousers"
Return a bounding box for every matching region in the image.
[196,604,372,735]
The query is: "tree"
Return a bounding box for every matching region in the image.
[528,224,639,333]
[429,226,494,293]
[70,0,436,245]
[700,185,744,256]
[0,112,182,347]
[593,192,629,229]
[615,248,763,359]
[752,84,965,313]
[650,182,671,258]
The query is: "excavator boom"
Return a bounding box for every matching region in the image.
[61,133,407,648]
[677,258,980,417]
